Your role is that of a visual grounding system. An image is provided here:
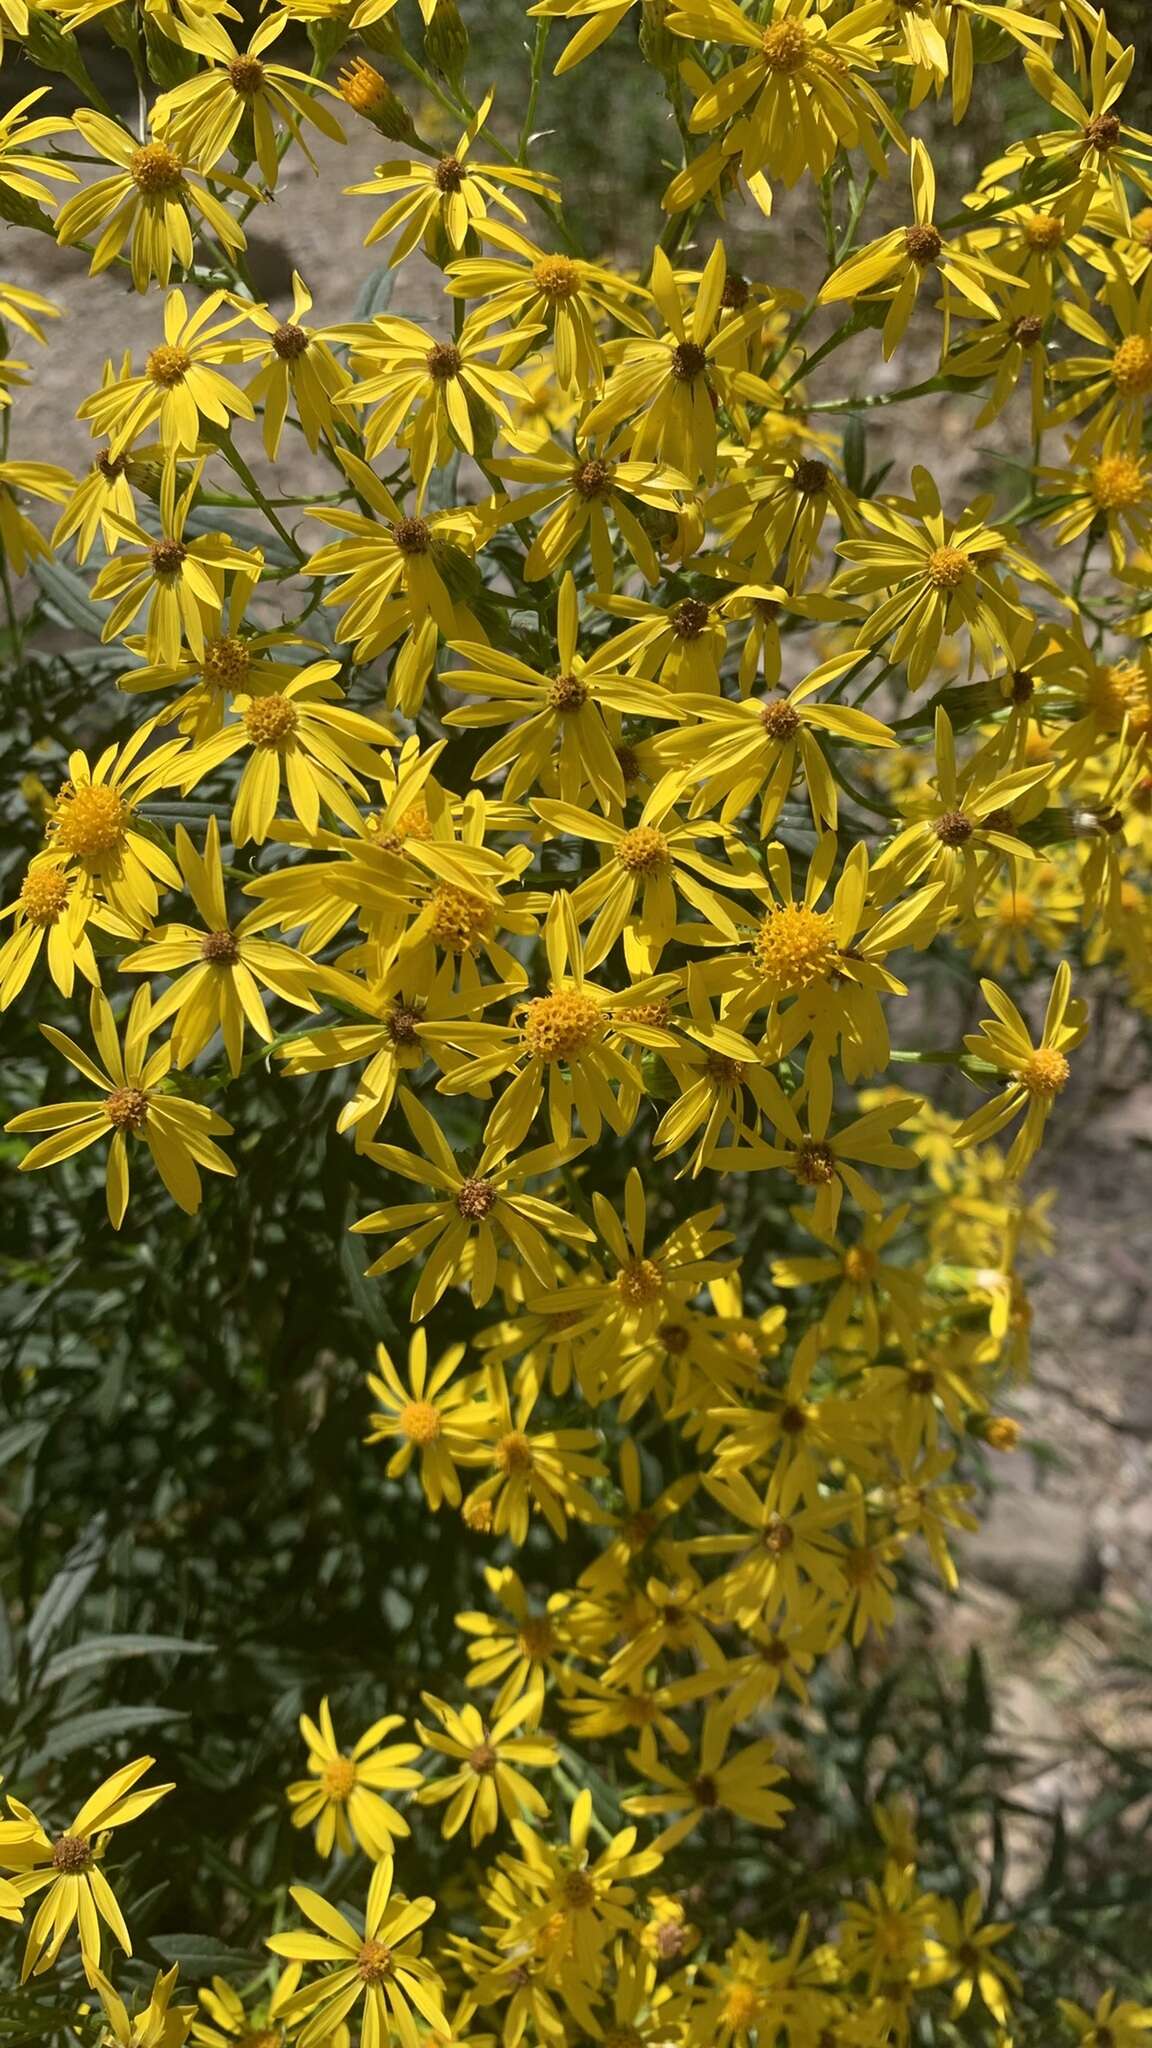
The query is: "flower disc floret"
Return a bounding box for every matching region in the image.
[104,1087,149,1132]
[228,55,265,93]
[1018,1047,1070,1097]
[203,636,251,689]
[399,1398,442,1444]
[533,255,581,300]
[760,19,810,70]
[53,784,128,857]
[51,1834,94,1874]
[616,825,671,873]
[273,322,310,360]
[456,1175,497,1219]
[753,903,839,992]
[130,143,185,195]
[1024,212,1063,249]
[793,1140,836,1186]
[617,1256,663,1305]
[1111,336,1152,395]
[1091,454,1146,510]
[244,696,299,747]
[429,886,491,950]
[905,224,943,266]
[20,868,70,925]
[321,1754,357,1800]
[356,1940,394,1985]
[201,929,239,963]
[926,545,970,587]
[522,990,602,1060]
[147,344,190,388]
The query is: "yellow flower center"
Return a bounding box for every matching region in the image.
[244,695,299,747]
[753,903,839,993]
[147,344,191,388]
[843,1245,875,1283]
[561,1869,596,1909]
[104,1087,149,1132]
[984,1416,1021,1451]
[456,1175,497,1219]
[321,1754,358,1800]
[1111,334,1152,395]
[1023,212,1064,250]
[533,255,582,300]
[904,222,942,266]
[616,825,670,874]
[793,1139,836,1186]
[53,783,128,857]
[228,54,265,93]
[496,1429,534,1474]
[925,545,971,588]
[203,636,251,690]
[356,1940,394,1984]
[1089,661,1149,731]
[518,1616,556,1659]
[273,322,310,361]
[130,142,185,195]
[722,1984,763,2029]
[760,19,810,70]
[617,1256,663,1306]
[51,1833,93,1873]
[522,990,602,1061]
[548,671,587,711]
[19,866,70,926]
[399,1398,442,1445]
[1017,1046,1069,1097]
[462,1494,494,1532]
[1091,452,1146,510]
[428,885,492,951]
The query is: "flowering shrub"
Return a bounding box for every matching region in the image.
[1,0,1151,2042]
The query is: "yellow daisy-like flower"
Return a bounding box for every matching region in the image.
[54,111,253,294]
[952,961,1087,1176]
[5,986,235,1227]
[287,1698,423,1858]
[487,438,690,589]
[230,272,352,459]
[2,1757,173,1979]
[119,816,324,1073]
[152,13,345,188]
[623,1705,791,1852]
[921,1891,1020,2024]
[0,89,77,213]
[365,1327,492,1508]
[177,660,395,847]
[0,863,133,1009]
[345,90,559,267]
[665,0,902,188]
[90,1964,195,2048]
[445,223,651,392]
[36,719,187,929]
[91,460,263,667]
[77,289,253,458]
[0,458,73,575]
[268,1857,449,2048]
[415,1694,557,1845]
[353,1085,595,1319]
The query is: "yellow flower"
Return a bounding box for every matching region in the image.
[287,1698,423,1858]
[415,1695,557,1844]
[352,1085,594,1318]
[152,14,345,188]
[445,225,650,392]
[55,111,252,294]
[178,660,395,847]
[36,719,187,929]
[583,241,776,484]
[346,90,559,267]
[456,1565,570,1722]
[819,139,1023,359]
[623,1705,791,1852]
[365,1328,492,1507]
[443,574,674,811]
[665,0,902,187]
[459,1369,605,1542]
[119,816,324,1072]
[953,961,1087,1175]
[2,1757,173,1979]
[91,459,263,667]
[0,88,77,213]
[921,1891,1019,2024]
[487,438,689,588]
[77,289,253,458]
[268,1858,450,2048]
[0,458,73,574]
[230,273,352,458]
[6,986,235,1227]
[334,306,543,502]
[90,1964,196,2048]
[0,862,133,1008]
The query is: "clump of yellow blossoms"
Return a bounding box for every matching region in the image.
[0,0,1148,2039]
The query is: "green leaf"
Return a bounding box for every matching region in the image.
[25,1704,188,1765]
[149,1934,261,1981]
[40,1633,214,1686]
[30,555,105,636]
[352,265,396,322]
[27,1523,106,1664]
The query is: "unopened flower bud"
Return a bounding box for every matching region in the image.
[423,0,469,88]
[337,58,420,145]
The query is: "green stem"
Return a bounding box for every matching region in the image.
[217,433,306,561]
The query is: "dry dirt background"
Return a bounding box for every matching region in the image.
[3,63,1152,1882]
